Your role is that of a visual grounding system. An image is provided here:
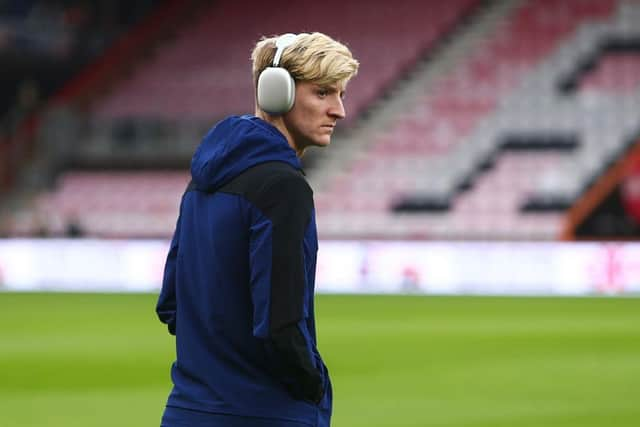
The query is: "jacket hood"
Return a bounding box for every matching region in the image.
[191,115,302,191]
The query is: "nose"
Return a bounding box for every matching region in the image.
[329,96,346,120]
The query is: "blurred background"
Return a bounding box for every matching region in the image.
[1,0,640,243]
[0,0,639,426]
[2,0,640,293]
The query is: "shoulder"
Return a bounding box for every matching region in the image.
[223,161,312,201]
[221,162,314,226]
[245,161,309,186]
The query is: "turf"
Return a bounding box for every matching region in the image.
[0,293,638,426]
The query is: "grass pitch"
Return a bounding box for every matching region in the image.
[0,293,638,426]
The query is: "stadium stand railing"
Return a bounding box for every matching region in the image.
[562,138,640,239]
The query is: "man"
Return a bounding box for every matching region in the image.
[156,32,358,427]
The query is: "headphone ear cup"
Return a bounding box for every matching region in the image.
[257,67,295,114]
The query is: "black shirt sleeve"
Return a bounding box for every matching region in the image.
[254,174,312,332]
[251,172,323,403]
[210,162,324,403]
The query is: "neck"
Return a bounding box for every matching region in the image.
[255,109,304,157]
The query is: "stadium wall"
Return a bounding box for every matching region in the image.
[0,239,638,296]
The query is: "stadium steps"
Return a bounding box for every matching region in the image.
[449,0,640,213]
[312,0,635,240]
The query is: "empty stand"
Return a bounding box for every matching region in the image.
[8,0,640,241]
[92,0,479,123]
[579,52,640,93]
[314,0,639,240]
[9,171,188,238]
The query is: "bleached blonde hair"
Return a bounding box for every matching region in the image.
[251,32,359,90]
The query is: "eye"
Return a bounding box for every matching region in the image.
[317,88,328,98]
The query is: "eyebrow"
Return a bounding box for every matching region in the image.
[315,84,346,95]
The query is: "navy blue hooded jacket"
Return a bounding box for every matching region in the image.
[156,115,332,426]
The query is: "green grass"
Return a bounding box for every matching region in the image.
[0,293,639,426]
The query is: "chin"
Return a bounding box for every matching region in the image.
[313,137,332,147]
[299,136,331,151]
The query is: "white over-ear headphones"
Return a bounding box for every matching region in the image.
[257,33,298,115]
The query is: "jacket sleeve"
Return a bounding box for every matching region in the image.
[249,174,323,403]
[156,215,180,335]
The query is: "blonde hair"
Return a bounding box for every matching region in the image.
[251,32,359,90]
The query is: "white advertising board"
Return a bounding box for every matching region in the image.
[0,239,639,295]
[0,239,168,292]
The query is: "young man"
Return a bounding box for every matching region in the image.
[156,32,358,427]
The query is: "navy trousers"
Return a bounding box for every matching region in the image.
[161,406,314,427]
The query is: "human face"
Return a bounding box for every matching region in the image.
[282,80,346,154]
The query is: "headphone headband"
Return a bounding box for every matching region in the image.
[272,33,298,67]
